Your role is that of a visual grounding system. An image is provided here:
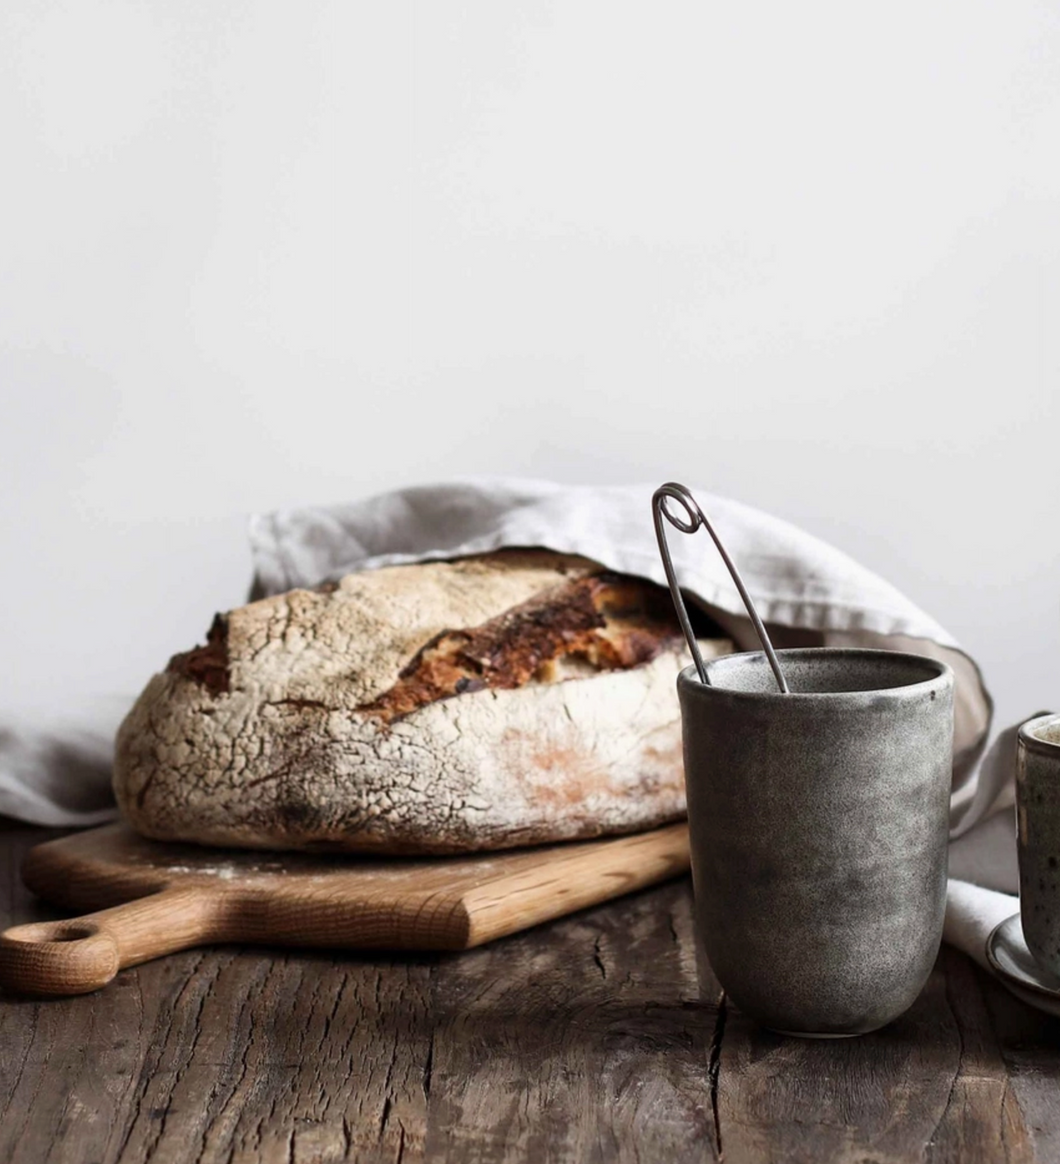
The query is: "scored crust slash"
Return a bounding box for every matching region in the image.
[358,572,687,724]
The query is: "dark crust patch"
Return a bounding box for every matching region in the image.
[167,614,230,697]
[358,572,684,725]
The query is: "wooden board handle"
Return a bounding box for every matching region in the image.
[0,887,223,996]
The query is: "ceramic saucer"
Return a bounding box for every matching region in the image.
[986,914,1060,1017]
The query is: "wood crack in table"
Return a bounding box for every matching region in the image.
[2,820,1058,1164]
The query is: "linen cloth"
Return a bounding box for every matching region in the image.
[0,477,1032,983]
[945,881,1018,972]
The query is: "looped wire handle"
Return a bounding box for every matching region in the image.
[652,482,790,694]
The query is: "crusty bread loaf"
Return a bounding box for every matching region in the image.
[113,550,729,853]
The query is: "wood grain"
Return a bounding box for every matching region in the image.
[423,880,718,1163]
[715,945,1036,1164]
[0,822,691,996]
[2,819,1059,1163]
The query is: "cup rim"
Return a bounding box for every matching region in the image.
[1018,713,1060,757]
[677,646,953,703]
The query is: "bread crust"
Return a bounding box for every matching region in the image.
[114,551,728,853]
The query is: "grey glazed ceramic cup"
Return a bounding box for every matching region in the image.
[1016,713,1060,976]
[678,647,954,1037]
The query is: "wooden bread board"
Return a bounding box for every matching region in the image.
[0,822,691,997]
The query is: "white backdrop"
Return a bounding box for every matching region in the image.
[1,1,1057,737]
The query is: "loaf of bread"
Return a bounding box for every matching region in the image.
[113,550,729,854]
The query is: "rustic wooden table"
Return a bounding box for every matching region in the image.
[2,819,1057,1164]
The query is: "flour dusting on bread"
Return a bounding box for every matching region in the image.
[114,551,729,854]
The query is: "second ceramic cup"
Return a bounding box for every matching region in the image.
[678,647,954,1037]
[1016,712,1060,975]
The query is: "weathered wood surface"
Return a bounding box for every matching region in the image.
[1,818,1058,1164]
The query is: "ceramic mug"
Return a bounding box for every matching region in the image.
[678,647,954,1037]
[1016,713,1060,975]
